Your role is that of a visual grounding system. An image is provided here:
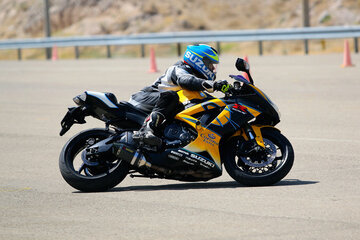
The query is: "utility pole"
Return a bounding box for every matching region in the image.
[44,0,52,60]
[303,0,310,55]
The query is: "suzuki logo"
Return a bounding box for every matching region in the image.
[232,104,247,113]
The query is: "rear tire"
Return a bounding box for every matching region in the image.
[59,128,129,192]
[224,128,294,186]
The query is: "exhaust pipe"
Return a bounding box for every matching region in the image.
[113,143,170,174]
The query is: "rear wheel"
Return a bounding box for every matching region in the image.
[59,128,129,192]
[224,128,294,186]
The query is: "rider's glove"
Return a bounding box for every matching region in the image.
[214,80,231,93]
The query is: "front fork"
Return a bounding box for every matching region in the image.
[241,124,266,148]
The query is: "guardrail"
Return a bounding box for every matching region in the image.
[1,25,359,60]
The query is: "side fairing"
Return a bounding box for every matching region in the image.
[206,105,253,136]
[177,113,223,170]
[175,99,254,170]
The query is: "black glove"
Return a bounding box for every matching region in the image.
[214,80,231,93]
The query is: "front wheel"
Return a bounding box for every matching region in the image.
[59,128,129,192]
[224,128,294,186]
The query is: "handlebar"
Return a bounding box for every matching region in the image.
[222,83,240,97]
[218,74,254,97]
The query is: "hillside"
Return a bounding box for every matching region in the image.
[0,0,359,58]
[1,0,360,38]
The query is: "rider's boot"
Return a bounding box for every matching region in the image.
[133,112,165,147]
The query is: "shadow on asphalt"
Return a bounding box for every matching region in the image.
[274,179,319,186]
[100,179,319,192]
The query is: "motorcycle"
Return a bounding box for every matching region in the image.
[59,58,294,192]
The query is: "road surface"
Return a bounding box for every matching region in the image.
[0,54,359,239]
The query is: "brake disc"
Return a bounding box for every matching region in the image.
[238,138,277,167]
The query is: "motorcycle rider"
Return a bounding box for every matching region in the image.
[130,44,230,146]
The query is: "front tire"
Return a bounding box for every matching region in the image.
[59,128,129,192]
[224,127,294,186]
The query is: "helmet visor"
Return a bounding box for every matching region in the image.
[203,57,219,73]
[207,62,219,80]
[209,62,219,74]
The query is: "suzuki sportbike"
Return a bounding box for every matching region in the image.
[59,58,294,192]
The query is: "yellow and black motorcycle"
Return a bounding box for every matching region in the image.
[59,58,294,192]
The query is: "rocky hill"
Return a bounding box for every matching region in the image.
[0,0,359,59]
[1,0,359,39]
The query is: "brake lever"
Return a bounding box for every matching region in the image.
[224,85,237,98]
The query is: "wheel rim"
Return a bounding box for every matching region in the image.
[235,137,287,176]
[69,134,121,178]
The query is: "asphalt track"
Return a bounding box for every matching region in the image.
[0,54,360,240]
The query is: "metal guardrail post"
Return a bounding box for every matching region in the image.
[75,46,80,59]
[177,43,181,57]
[216,42,221,55]
[44,0,52,60]
[258,41,263,56]
[45,48,51,60]
[304,39,309,55]
[303,0,310,56]
[141,44,145,58]
[355,37,359,53]
[106,45,111,58]
[17,49,22,61]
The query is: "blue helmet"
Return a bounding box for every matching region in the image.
[183,44,219,81]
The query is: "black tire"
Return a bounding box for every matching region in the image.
[59,128,129,192]
[224,127,294,186]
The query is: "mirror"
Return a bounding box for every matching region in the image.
[235,58,250,72]
[234,58,254,84]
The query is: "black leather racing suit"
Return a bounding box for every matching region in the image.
[129,61,215,120]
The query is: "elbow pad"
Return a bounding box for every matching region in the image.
[202,80,215,93]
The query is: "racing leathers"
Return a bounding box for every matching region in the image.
[130,61,220,146]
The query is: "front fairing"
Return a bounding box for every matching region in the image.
[226,82,281,126]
